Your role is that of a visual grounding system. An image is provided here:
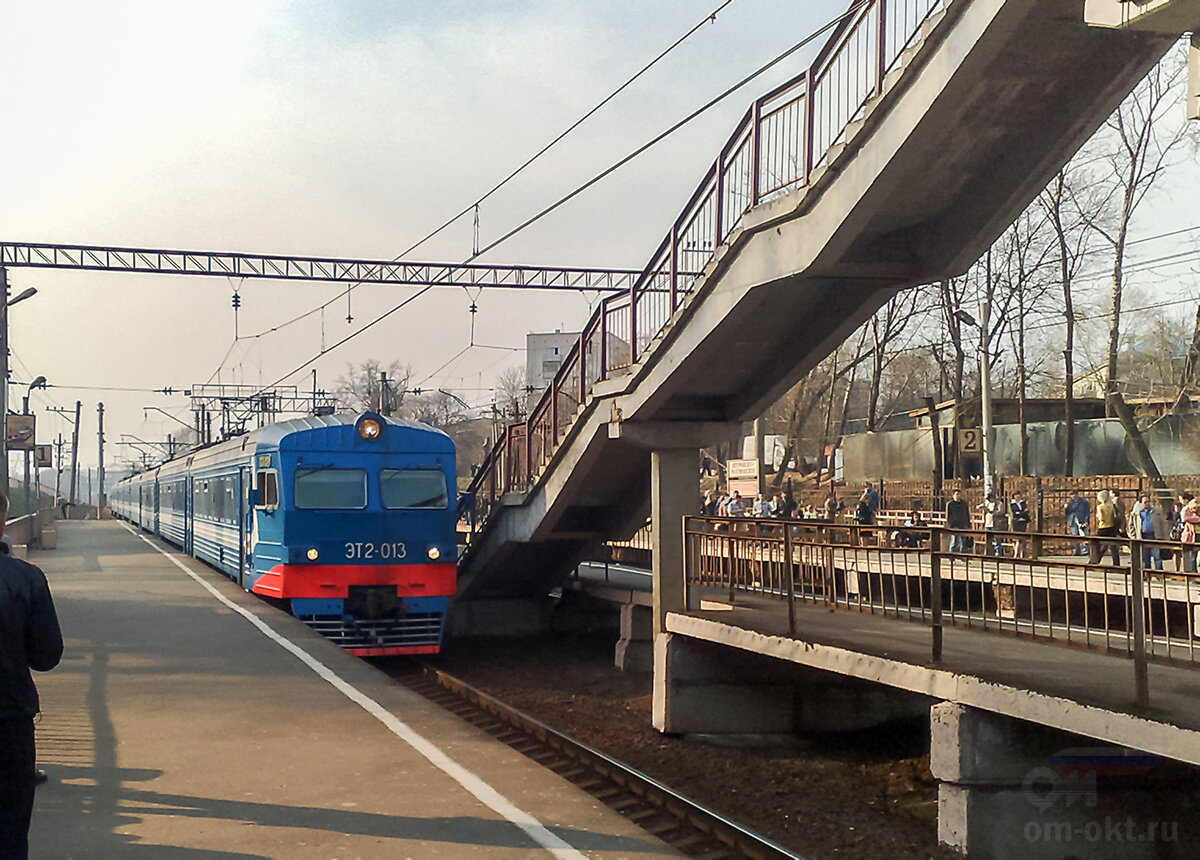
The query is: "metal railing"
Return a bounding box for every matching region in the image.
[466,0,952,525]
[683,517,1200,708]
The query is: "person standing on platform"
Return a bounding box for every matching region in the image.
[1178,492,1200,573]
[823,492,839,522]
[1135,494,1168,571]
[1091,490,1121,565]
[854,491,875,526]
[0,491,63,860]
[864,482,880,515]
[979,492,1004,557]
[1008,490,1031,557]
[1064,490,1090,556]
[945,488,971,553]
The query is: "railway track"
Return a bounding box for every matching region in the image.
[394,662,803,860]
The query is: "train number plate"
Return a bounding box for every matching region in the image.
[344,541,407,560]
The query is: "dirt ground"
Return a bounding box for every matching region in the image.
[429,634,959,860]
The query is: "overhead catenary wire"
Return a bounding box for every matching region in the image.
[248,2,871,398]
[219,0,739,359]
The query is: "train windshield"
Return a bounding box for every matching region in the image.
[380,469,449,509]
[294,467,367,509]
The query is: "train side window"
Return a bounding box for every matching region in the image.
[255,471,279,509]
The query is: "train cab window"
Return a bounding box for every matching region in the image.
[381,469,449,509]
[294,467,366,510]
[255,471,279,509]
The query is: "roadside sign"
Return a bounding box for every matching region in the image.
[726,458,759,479]
[958,427,982,454]
[729,479,759,497]
[35,444,52,468]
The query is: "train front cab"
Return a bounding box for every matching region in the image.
[245,414,457,656]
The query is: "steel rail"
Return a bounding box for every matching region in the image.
[401,663,804,860]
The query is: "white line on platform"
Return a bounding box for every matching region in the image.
[120,524,587,859]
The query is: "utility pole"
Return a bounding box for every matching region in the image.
[0,266,9,497]
[97,402,106,516]
[753,417,766,497]
[69,400,81,506]
[980,250,995,498]
[22,393,30,515]
[54,433,63,509]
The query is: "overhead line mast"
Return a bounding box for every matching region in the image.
[0,242,640,292]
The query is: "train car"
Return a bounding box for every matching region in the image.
[112,412,457,656]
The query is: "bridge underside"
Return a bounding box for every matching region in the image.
[456,0,1187,605]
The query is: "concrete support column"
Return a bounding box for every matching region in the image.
[653,634,795,734]
[613,603,653,672]
[650,447,693,638]
[931,702,1195,857]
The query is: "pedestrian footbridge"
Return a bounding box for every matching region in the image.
[458,0,1198,609]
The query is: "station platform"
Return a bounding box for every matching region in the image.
[27,521,676,859]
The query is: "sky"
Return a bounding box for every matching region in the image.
[0,0,848,480]
[0,2,1196,487]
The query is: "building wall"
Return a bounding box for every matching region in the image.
[845,416,1200,480]
[525,331,582,410]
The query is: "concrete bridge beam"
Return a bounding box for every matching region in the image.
[1085,0,1200,32]
[932,701,1198,857]
[652,633,929,735]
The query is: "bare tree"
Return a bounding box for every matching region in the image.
[405,390,470,429]
[334,360,412,414]
[1081,48,1194,403]
[1038,165,1097,475]
[938,277,971,403]
[767,338,875,489]
[996,209,1055,474]
[865,289,929,431]
[493,365,529,420]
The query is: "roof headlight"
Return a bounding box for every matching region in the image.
[306,548,320,561]
[358,418,383,440]
[427,546,441,561]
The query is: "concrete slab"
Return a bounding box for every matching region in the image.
[28,521,677,859]
[671,588,1200,767]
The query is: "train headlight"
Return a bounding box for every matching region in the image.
[427,546,441,561]
[358,417,382,440]
[306,548,320,561]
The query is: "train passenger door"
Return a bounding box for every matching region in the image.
[238,466,251,589]
[184,474,194,556]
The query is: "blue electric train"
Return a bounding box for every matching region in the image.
[111,412,458,655]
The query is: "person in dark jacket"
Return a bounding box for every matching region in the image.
[0,492,63,860]
[945,488,971,553]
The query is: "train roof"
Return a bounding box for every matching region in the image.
[255,413,452,448]
[115,413,452,485]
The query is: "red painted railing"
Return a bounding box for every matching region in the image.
[467,0,947,529]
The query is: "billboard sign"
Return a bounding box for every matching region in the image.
[6,415,35,451]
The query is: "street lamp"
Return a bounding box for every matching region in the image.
[0,265,37,497]
[953,307,994,495]
[23,376,47,513]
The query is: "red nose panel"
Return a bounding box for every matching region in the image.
[251,562,455,599]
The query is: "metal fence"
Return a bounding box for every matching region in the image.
[466,0,956,525]
[683,516,1200,708]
